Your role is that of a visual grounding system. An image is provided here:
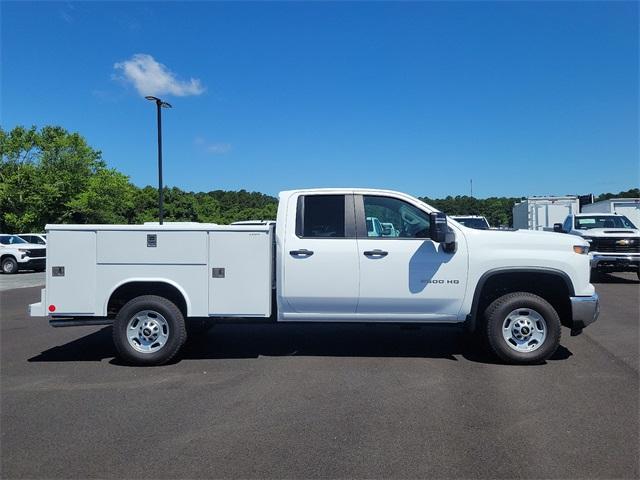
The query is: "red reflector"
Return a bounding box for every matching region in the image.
[48,305,56,312]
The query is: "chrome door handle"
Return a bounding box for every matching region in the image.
[363,249,388,257]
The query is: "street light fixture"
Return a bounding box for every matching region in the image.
[145,96,172,225]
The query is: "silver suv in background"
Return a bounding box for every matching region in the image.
[555,213,640,279]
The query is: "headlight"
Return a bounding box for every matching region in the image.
[573,245,589,254]
[582,237,593,244]
[17,248,29,252]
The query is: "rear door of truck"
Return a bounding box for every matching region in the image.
[282,194,359,314]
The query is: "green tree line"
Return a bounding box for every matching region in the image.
[1,126,638,232]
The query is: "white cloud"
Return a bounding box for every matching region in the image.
[113,54,205,97]
[195,137,232,155]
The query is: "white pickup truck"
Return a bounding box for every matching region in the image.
[30,188,599,365]
[555,213,640,279]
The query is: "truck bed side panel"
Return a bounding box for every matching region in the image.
[95,264,209,317]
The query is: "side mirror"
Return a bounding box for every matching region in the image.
[429,212,448,243]
[553,223,564,233]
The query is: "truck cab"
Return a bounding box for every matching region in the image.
[30,188,599,366]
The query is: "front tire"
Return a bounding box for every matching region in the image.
[484,292,561,364]
[112,295,187,366]
[1,257,18,274]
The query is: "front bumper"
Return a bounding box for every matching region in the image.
[590,254,639,271]
[20,257,46,270]
[569,293,600,332]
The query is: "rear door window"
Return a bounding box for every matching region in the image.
[298,195,346,238]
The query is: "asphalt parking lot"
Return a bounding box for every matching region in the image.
[0,271,45,292]
[1,274,638,479]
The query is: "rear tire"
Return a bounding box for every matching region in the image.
[112,295,187,366]
[1,257,18,274]
[484,292,561,364]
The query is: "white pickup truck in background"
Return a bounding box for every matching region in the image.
[555,213,640,280]
[30,188,599,365]
[0,234,47,274]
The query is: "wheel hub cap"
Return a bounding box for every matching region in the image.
[502,308,547,353]
[126,310,169,354]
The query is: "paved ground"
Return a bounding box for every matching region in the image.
[1,274,638,479]
[0,271,45,292]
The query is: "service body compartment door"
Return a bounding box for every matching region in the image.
[208,229,272,316]
[47,230,97,314]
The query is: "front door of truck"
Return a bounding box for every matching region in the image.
[355,194,468,321]
[282,194,359,316]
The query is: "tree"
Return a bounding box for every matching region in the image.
[0,125,132,231]
[65,169,137,224]
[595,188,640,202]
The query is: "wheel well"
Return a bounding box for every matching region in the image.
[107,282,188,317]
[1,254,17,262]
[473,271,572,328]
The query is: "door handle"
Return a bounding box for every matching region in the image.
[290,249,314,257]
[363,249,388,257]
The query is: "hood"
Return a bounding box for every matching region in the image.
[574,228,640,238]
[461,226,589,248]
[0,242,46,249]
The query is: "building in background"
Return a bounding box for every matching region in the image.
[581,198,640,227]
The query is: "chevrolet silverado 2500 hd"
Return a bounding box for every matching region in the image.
[555,213,640,279]
[30,189,599,365]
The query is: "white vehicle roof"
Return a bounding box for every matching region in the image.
[451,215,486,219]
[279,188,441,212]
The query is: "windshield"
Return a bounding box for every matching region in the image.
[575,215,637,230]
[0,235,27,245]
[454,217,490,230]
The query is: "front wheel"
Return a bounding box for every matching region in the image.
[112,295,187,366]
[484,292,561,364]
[1,257,18,274]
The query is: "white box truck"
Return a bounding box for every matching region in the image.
[581,198,640,229]
[512,196,580,231]
[30,188,599,366]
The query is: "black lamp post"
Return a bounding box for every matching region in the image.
[145,96,172,225]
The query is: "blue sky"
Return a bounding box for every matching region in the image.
[2,1,638,199]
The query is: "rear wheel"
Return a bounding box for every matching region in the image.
[112,295,187,366]
[484,292,561,364]
[1,257,18,274]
